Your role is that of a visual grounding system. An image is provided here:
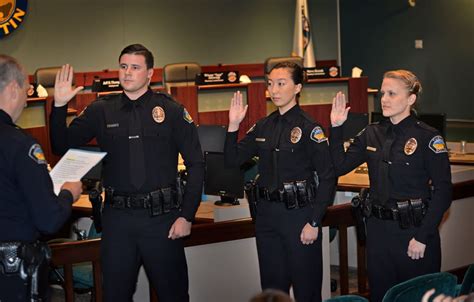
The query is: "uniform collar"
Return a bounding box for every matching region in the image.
[120,89,153,110]
[391,114,417,135]
[0,109,15,126]
[274,104,301,123]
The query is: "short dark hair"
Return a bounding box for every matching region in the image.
[0,55,25,93]
[119,44,154,69]
[268,61,305,85]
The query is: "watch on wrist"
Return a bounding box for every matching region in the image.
[309,220,319,228]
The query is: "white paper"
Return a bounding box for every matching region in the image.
[50,148,107,195]
[352,66,363,78]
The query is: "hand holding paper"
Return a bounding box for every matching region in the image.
[50,148,107,195]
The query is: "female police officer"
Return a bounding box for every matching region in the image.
[224,62,335,302]
[330,70,452,302]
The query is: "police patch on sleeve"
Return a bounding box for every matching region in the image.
[429,135,448,154]
[310,126,328,143]
[183,108,193,123]
[28,144,47,164]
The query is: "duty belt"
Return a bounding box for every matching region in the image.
[105,187,182,216]
[258,188,283,202]
[371,198,428,229]
[257,180,316,209]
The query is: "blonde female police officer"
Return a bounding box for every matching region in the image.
[330,70,452,302]
[225,62,336,302]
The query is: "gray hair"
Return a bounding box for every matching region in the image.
[0,55,26,93]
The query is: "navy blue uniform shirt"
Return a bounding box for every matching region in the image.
[225,104,336,224]
[50,90,204,221]
[0,110,73,241]
[330,114,452,243]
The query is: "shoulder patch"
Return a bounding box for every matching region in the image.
[429,135,448,154]
[183,108,193,123]
[246,123,256,134]
[310,126,328,143]
[28,144,47,165]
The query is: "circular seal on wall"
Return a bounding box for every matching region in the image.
[0,0,28,39]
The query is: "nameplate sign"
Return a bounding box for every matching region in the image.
[92,78,121,92]
[306,66,340,79]
[196,71,239,85]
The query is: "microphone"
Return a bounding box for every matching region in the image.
[184,65,189,87]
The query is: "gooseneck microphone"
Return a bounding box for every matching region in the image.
[184,65,189,87]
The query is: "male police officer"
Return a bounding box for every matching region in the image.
[0,55,82,301]
[49,44,204,302]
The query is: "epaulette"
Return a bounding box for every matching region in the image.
[415,120,438,133]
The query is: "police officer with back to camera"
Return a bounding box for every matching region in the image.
[49,44,204,302]
[225,62,336,302]
[0,55,82,301]
[329,70,452,302]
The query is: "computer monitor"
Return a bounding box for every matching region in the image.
[204,151,244,206]
[197,124,227,155]
[342,112,369,141]
[370,111,386,124]
[418,113,447,138]
[370,112,446,137]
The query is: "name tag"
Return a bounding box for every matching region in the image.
[129,135,140,139]
[107,123,119,128]
[255,138,266,142]
[366,146,377,152]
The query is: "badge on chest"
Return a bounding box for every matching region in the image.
[290,127,302,144]
[404,138,418,155]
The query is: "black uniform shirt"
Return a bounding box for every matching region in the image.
[50,90,204,220]
[0,110,73,241]
[330,114,452,242]
[225,104,336,224]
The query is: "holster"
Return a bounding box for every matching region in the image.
[89,182,103,233]
[351,189,371,241]
[244,181,258,222]
[0,241,51,301]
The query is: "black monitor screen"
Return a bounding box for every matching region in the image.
[204,151,244,205]
[418,113,446,138]
[370,111,386,123]
[371,112,446,137]
[342,112,369,141]
[197,124,227,155]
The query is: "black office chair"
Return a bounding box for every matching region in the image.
[162,62,201,93]
[264,56,304,74]
[34,66,74,97]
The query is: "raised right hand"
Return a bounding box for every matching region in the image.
[330,91,350,127]
[61,181,83,202]
[54,64,84,107]
[228,91,248,132]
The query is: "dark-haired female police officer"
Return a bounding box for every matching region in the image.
[225,62,336,302]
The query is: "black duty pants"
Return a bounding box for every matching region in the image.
[366,217,441,302]
[101,206,189,302]
[255,200,323,302]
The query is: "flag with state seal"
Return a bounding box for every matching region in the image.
[292,0,316,68]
